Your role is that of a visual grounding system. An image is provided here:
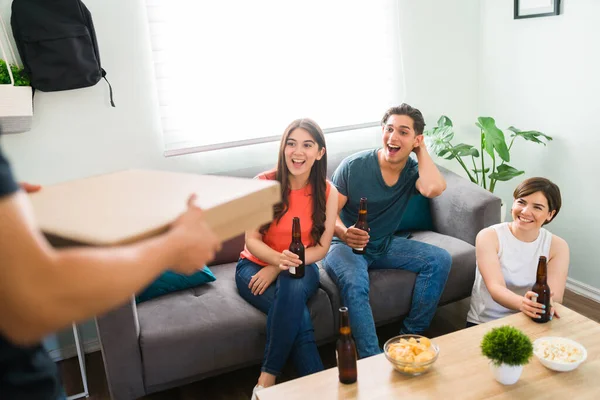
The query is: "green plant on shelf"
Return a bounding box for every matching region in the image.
[0,59,30,86]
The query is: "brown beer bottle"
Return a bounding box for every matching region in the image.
[352,197,369,255]
[531,255,551,323]
[336,307,357,384]
[288,217,305,279]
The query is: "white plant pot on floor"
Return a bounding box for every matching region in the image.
[490,362,523,385]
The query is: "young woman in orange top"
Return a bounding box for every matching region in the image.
[236,118,338,399]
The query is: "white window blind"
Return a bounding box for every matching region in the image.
[145,1,405,157]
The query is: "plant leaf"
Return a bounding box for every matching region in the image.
[507,126,553,145]
[488,164,525,181]
[424,135,447,156]
[424,124,455,156]
[438,148,455,160]
[478,117,510,162]
[424,125,451,141]
[452,143,479,157]
[437,115,453,128]
[472,167,490,174]
[436,125,454,142]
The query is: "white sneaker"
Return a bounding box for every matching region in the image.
[251,384,265,400]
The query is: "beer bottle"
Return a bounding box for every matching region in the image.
[531,255,551,323]
[352,197,369,255]
[336,307,357,384]
[288,217,305,279]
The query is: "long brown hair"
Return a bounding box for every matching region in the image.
[261,118,328,246]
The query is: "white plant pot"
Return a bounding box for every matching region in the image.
[489,362,523,385]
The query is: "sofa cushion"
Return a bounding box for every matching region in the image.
[137,262,334,388]
[319,231,475,330]
[409,231,476,305]
[135,267,216,304]
[397,194,434,232]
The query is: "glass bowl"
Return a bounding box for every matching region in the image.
[383,334,440,376]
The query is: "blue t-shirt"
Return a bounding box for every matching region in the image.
[332,149,419,258]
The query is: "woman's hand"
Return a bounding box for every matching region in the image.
[277,250,303,271]
[520,291,547,319]
[248,265,280,296]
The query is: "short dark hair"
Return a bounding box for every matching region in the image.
[380,103,426,135]
[513,177,562,225]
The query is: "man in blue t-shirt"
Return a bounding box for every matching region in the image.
[323,104,452,358]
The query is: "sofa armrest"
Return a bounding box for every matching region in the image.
[96,297,145,400]
[430,167,502,246]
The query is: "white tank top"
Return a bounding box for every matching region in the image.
[467,222,553,324]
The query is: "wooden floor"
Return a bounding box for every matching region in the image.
[59,289,599,400]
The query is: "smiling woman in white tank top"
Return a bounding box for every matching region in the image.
[467,177,570,326]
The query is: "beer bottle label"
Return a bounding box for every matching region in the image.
[289,266,296,274]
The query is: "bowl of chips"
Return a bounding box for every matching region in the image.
[533,337,587,372]
[383,334,439,376]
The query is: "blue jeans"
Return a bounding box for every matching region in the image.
[235,258,324,377]
[323,236,452,358]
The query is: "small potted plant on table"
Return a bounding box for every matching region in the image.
[481,325,533,385]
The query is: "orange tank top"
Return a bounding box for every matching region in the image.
[239,170,331,266]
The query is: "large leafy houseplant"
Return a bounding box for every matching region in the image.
[424,116,552,193]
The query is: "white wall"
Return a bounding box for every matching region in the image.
[479,0,600,289]
[399,0,481,144]
[1,0,289,184]
[0,0,480,358]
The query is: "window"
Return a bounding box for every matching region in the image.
[145,1,405,157]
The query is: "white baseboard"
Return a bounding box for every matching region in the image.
[566,277,600,303]
[47,339,101,362]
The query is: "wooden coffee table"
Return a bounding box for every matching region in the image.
[257,304,599,399]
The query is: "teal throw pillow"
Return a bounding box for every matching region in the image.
[136,267,216,303]
[397,194,434,232]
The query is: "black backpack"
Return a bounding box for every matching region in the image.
[10,0,115,106]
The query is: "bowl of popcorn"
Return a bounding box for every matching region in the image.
[383,334,439,376]
[533,337,587,372]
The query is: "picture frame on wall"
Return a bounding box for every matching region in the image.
[514,0,561,19]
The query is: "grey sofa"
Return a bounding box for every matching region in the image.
[96,151,501,400]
